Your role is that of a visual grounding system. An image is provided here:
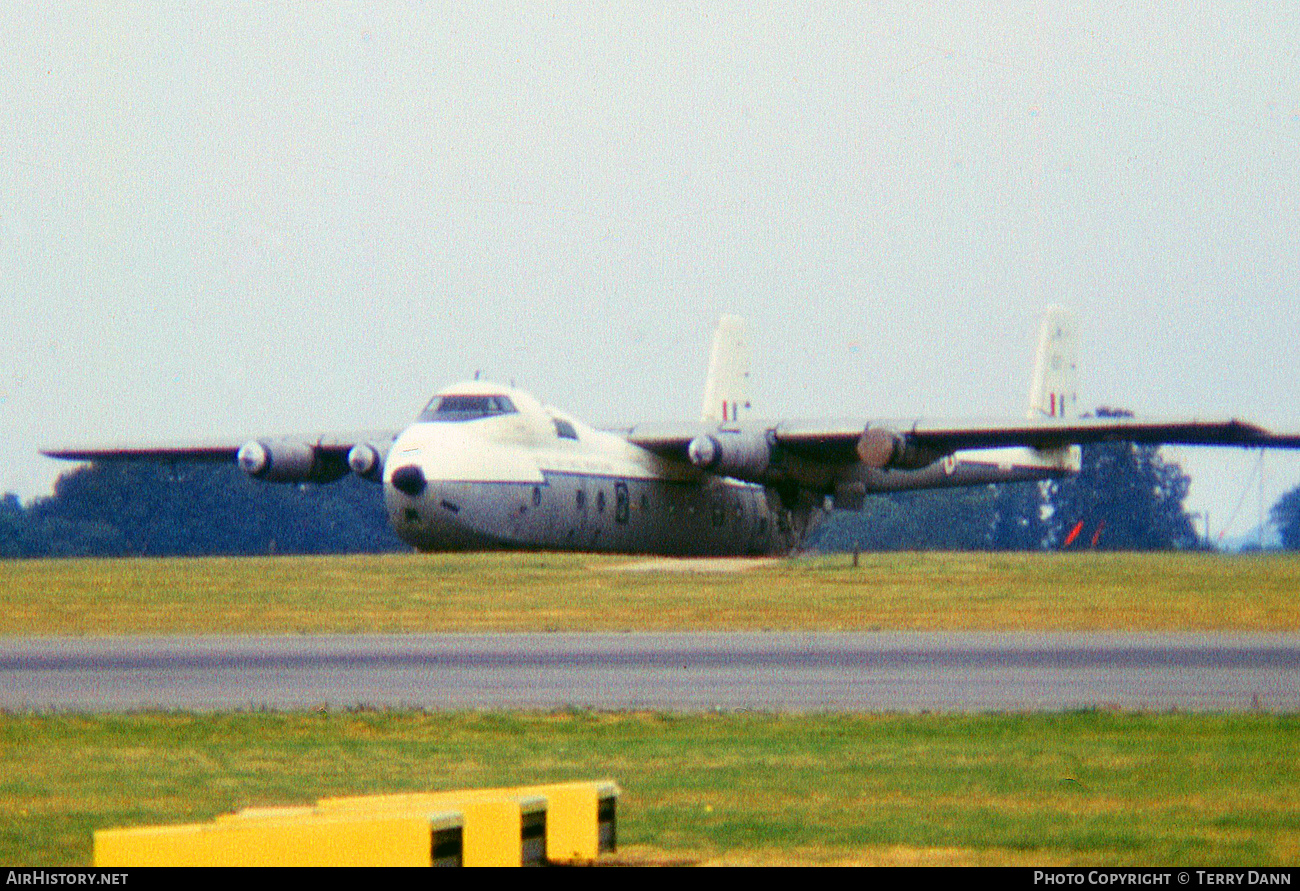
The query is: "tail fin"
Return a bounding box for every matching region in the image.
[701,314,751,425]
[1026,307,1081,473]
[1027,307,1079,420]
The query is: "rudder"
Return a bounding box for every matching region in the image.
[701,315,752,425]
[1027,307,1079,420]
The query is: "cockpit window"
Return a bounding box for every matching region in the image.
[553,418,578,440]
[419,394,518,422]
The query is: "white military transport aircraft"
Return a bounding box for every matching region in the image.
[44,311,1300,555]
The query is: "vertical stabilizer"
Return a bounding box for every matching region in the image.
[1028,308,1079,420]
[1025,307,1081,473]
[701,315,751,425]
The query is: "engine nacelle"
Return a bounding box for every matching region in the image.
[855,426,945,471]
[236,439,348,483]
[347,443,385,482]
[686,431,771,480]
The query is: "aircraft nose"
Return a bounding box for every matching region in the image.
[390,464,426,496]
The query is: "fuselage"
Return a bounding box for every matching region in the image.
[381,382,796,555]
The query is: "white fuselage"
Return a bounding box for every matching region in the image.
[381,382,794,555]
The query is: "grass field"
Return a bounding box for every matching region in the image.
[3,550,1300,634]
[3,551,1299,866]
[3,710,1298,867]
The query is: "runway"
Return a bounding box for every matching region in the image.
[3,633,1298,712]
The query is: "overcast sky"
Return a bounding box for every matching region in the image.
[3,3,1297,542]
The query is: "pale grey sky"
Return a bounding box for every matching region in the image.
[3,3,1298,541]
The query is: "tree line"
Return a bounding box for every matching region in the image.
[4,407,1299,557]
[1,463,403,558]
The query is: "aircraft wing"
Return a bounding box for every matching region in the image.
[42,429,403,484]
[43,440,243,463]
[626,416,1300,485]
[774,416,1300,460]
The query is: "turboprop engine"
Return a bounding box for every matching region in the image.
[686,431,772,480]
[683,425,948,484]
[855,426,945,471]
[346,443,385,482]
[235,439,349,483]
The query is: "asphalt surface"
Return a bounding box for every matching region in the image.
[3,633,1298,712]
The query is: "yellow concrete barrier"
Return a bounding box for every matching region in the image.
[95,810,464,867]
[96,779,620,867]
[220,795,543,866]
[521,780,618,862]
[316,778,620,864]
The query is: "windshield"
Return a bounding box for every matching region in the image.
[418,394,519,423]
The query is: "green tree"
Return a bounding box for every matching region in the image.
[0,493,23,558]
[987,482,1048,551]
[809,484,1044,552]
[16,462,405,557]
[1045,408,1198,551]
[1269,487,1300,550]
